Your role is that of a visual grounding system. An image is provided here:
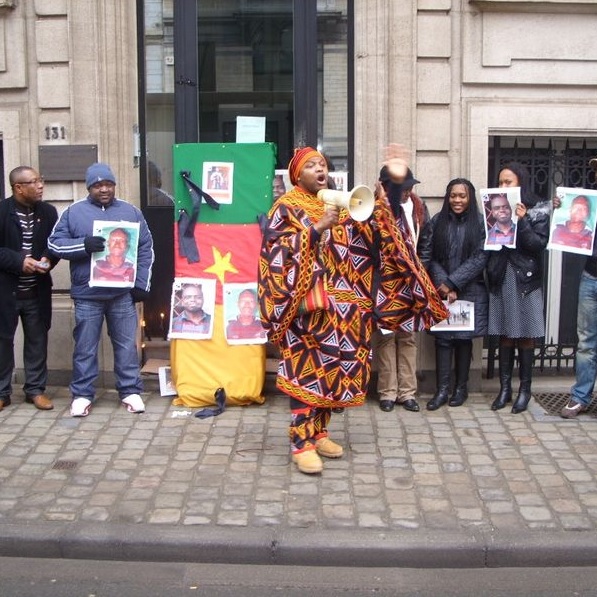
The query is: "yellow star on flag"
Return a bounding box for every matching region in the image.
[204,245,238,284]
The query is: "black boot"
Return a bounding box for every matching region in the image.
[426,342,452,411]
[512,347,534,414]
[491,345,515,411]
[449,341,472,407]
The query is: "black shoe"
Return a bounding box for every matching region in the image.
[491,391,512,411]
[448,386,468,407]
[332,407,345,414]
[401,398,420,412]
[511,389,531,414]
[426,389,449,411]
[379,400,395,412]
[0,396,10,409]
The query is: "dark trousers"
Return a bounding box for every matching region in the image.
[0,297,48,399]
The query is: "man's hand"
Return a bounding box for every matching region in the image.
[383,143,410,182]
[313,206,340,235]
[130,288,150,303]
[22,256,39,274]
[34,257,51,274]
[84,236,105,254]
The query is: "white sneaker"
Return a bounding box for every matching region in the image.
[71,397,92,418]
[122,394,145,413]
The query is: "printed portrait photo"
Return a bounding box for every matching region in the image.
[223,282,267,345]
[89,221,140,288]
[273,169,291,201]
[168,277,216,340]
[548,187,597,256]
[481,187,520,251]
[203,161,234,204]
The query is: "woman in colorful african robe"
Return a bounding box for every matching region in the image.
[258,146,447,474]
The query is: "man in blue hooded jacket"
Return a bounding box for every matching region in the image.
[48,163,154,417]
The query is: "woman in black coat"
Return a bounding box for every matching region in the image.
[422,178,488,410]
[486,162,551,414]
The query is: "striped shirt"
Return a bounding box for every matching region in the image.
[15,205,36,297]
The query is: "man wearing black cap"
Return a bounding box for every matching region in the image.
[374,167,431,413]
[48,163,154,418]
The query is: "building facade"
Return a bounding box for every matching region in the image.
[1,0,596,389]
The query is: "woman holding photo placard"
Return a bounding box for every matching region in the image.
[486,162,551,414]
[421,178,488,411]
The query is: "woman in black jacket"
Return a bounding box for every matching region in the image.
[423,178,488,410]
[486,162,551,414]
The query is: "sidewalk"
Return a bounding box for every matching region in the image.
[1,373,596,568]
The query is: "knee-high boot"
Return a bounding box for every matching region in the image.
[426,342,452,411]
[512,347,534,414]
[491,345,515,411]
[449,341,472,407]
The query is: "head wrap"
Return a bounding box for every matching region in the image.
[288,147,324,186]
[86,163,116,189]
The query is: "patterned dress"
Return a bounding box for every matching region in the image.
[258,185,447,409]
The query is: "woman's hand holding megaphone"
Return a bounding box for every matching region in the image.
[383,143,410,182]
[314,205,340,235]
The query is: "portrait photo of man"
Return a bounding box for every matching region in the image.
[202,162,234,204]
[169,278,215,339]
[483,190,519,250]
[549,190,596,255]
[89,223,139,287]
[224,283,267,344]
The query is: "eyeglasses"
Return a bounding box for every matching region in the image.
[17,177,44,185]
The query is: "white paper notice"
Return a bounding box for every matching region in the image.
[236,116,266,143]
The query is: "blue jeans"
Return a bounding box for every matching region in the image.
[0,297,48,399]
[571,272,597,406]
[71,294,142,400]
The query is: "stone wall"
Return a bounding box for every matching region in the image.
[1,1,140,385]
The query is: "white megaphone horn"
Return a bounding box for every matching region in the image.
[316,185,374,222]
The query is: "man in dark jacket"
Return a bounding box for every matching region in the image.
[0,166,58,411]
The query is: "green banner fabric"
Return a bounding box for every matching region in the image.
[173,142,276,224]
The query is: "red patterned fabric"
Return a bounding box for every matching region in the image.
[258,185,448,409]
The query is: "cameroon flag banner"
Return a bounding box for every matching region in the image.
[170,143,276,407]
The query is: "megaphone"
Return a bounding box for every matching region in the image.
[317,185,374,222]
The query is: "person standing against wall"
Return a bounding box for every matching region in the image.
[487,162,550,414]
[48,163,154,418]
[375,167,431,413]
[423,178,488,411]
[0,167,58,412]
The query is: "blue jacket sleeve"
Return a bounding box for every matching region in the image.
[133,213,154,292]
[47,207,89,261]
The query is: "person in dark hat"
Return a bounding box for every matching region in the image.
[48,163,154,418]
[258,145,447,475]
[374,167,431,413]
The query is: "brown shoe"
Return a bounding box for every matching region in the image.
[292,449,323,474]
[25,394,54,410]
[315,437,344,458]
